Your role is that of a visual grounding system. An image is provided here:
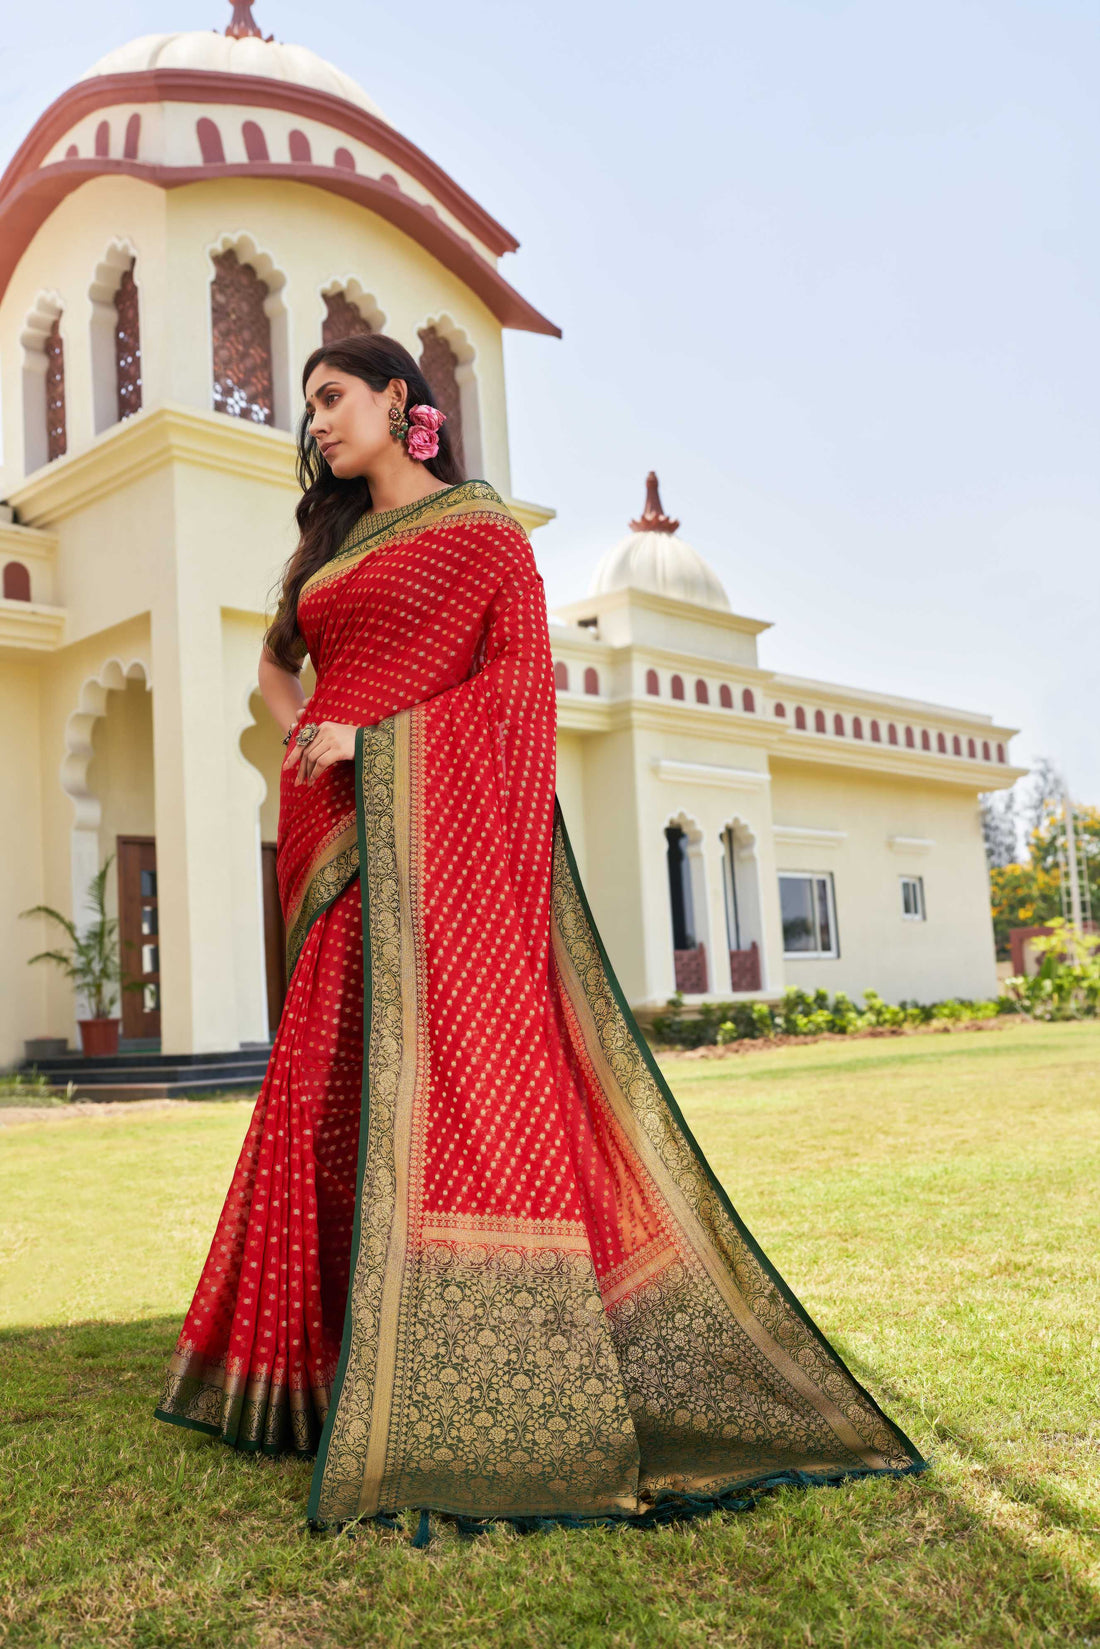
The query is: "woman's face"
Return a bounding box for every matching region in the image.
[303,365,403,478]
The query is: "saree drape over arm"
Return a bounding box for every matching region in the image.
[156,480,925,1529]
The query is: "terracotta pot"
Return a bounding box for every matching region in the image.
[78,1017,121,1057]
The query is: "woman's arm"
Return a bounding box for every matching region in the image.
[258,647,308,743]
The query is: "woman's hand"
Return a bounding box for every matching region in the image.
[283,718,359,785]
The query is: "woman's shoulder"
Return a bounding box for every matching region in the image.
[442,480,541,592]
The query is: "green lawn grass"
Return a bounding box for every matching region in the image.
[1,1021,1097,1648]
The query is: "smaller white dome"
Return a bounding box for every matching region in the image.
[589,531,731,612]
[588,473,730,612]
[79,32,390,125]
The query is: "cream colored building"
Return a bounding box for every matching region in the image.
[0,16,1023,1070]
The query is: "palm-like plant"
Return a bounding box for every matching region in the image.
[20,854,128,1020]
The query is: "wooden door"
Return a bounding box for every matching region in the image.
[117,836,161,1039]
[262,843,287,1035]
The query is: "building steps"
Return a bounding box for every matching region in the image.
[19,1045,272,1101]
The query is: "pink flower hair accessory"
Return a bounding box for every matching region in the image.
[404,403,446,461]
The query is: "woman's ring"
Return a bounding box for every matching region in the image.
[296,722,319,748]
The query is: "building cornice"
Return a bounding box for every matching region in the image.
[8,403,299,525]
[0,598,66,653]
[551,586,773,638]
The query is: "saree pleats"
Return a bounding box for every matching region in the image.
[156,479,926,1525]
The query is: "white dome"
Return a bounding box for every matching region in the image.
[79,32,390,124]
[589,530,731,612]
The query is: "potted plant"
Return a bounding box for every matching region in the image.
[20,854,137,1057]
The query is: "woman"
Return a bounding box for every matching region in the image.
[155,335,926,1534]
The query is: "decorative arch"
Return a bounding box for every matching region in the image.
[888,723,898,745]
[197,117,226,164]
[920,729,931,751]
[814,709,826,733]
[319,277,385,346]
[334,146,356,171]
[742,688,755,714]
[94,120,110,158]
[88,238,142,434]
[207,232,290,430]
[720,813,765,992]
[833,712,845,736]
[937,732,947,754]
[3,562,31,600]
[646,668,660,696]
[288,128,312,163]
[123,113,141,160]
[904,726,915,748]
[553,660,569,693]
[694,678,709,705]
[583,665,599,696]
[20,289,66,473]
[670,674,685,701]
[981,740,991,762]
[416,313,482,475]
[952,735,962,756]
[967,737,977,759]
[773,702,786,718]
[718,683,732,708]
[60,655,151,931]
[794,706,806,730]
[664,808,711,994]
[870,720,882,743]
[852,716,863,739]
[242,120,269,162]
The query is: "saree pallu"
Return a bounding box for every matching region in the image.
[156,479,926,1526]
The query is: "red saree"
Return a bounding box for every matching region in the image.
[156,480,926,1528]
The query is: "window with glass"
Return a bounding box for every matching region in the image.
[778,872,838,958]
[900,875,926,921]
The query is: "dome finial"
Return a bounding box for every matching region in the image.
[629,470,680,535]
[225,1,271,40]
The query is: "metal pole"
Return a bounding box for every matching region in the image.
[1063,775,1084,933]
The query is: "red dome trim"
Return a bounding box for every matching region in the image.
[0,68,521,257]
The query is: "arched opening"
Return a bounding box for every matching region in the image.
[794,707,806,730]
[888,723,898,745]
[646,668,660,696]
[240,688,290,1036]
[720,817,764,991]
[937,733,947,753]
[554,660,569,692]
[334,147,356,171]
[123,113,141,159]
[921,729,931,751]
[289,129,312,162]
[694,678,709,704]
[742,688,755,713]
[904,726,915,748]
[967,737,976,759]
[242,120,269,161]
[3,562,31,601]
[583,666,599,695]
[89,242,142,434]
[996,743,1006,763]
[209,237,290,430]
[952,735,962,756]
[670,674,684,701]
[61,661,156,1041]
[21,293,66,472]
[718,683,732,708]
[197,117,226,163]
[773,702,786,718]
[814,709,826,734]
[665,814,709,993]
[417,316,482,475]
[870,720,882,743]
[320,279,384,346]
[833,712,844,736]
[852,716,863,739]
[981,740,991,762]
[94,120,110,158]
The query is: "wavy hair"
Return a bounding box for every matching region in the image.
[264,333,465,671]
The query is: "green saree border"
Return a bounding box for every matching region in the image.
[305,766,928,1533]
[549,795,929,1478]
[306,724,376,1524]
[299,480,514,601]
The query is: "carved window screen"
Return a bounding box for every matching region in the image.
[417,326,465,470]
[211,248,274,425]
[115,259,143,421]
[45,315,67,462]
[322,291,372,346]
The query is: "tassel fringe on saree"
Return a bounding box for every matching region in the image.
[155,480,927,1531]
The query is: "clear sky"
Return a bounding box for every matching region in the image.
[3,0,1097,801]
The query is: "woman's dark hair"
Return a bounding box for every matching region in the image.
[264,332,465,670]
